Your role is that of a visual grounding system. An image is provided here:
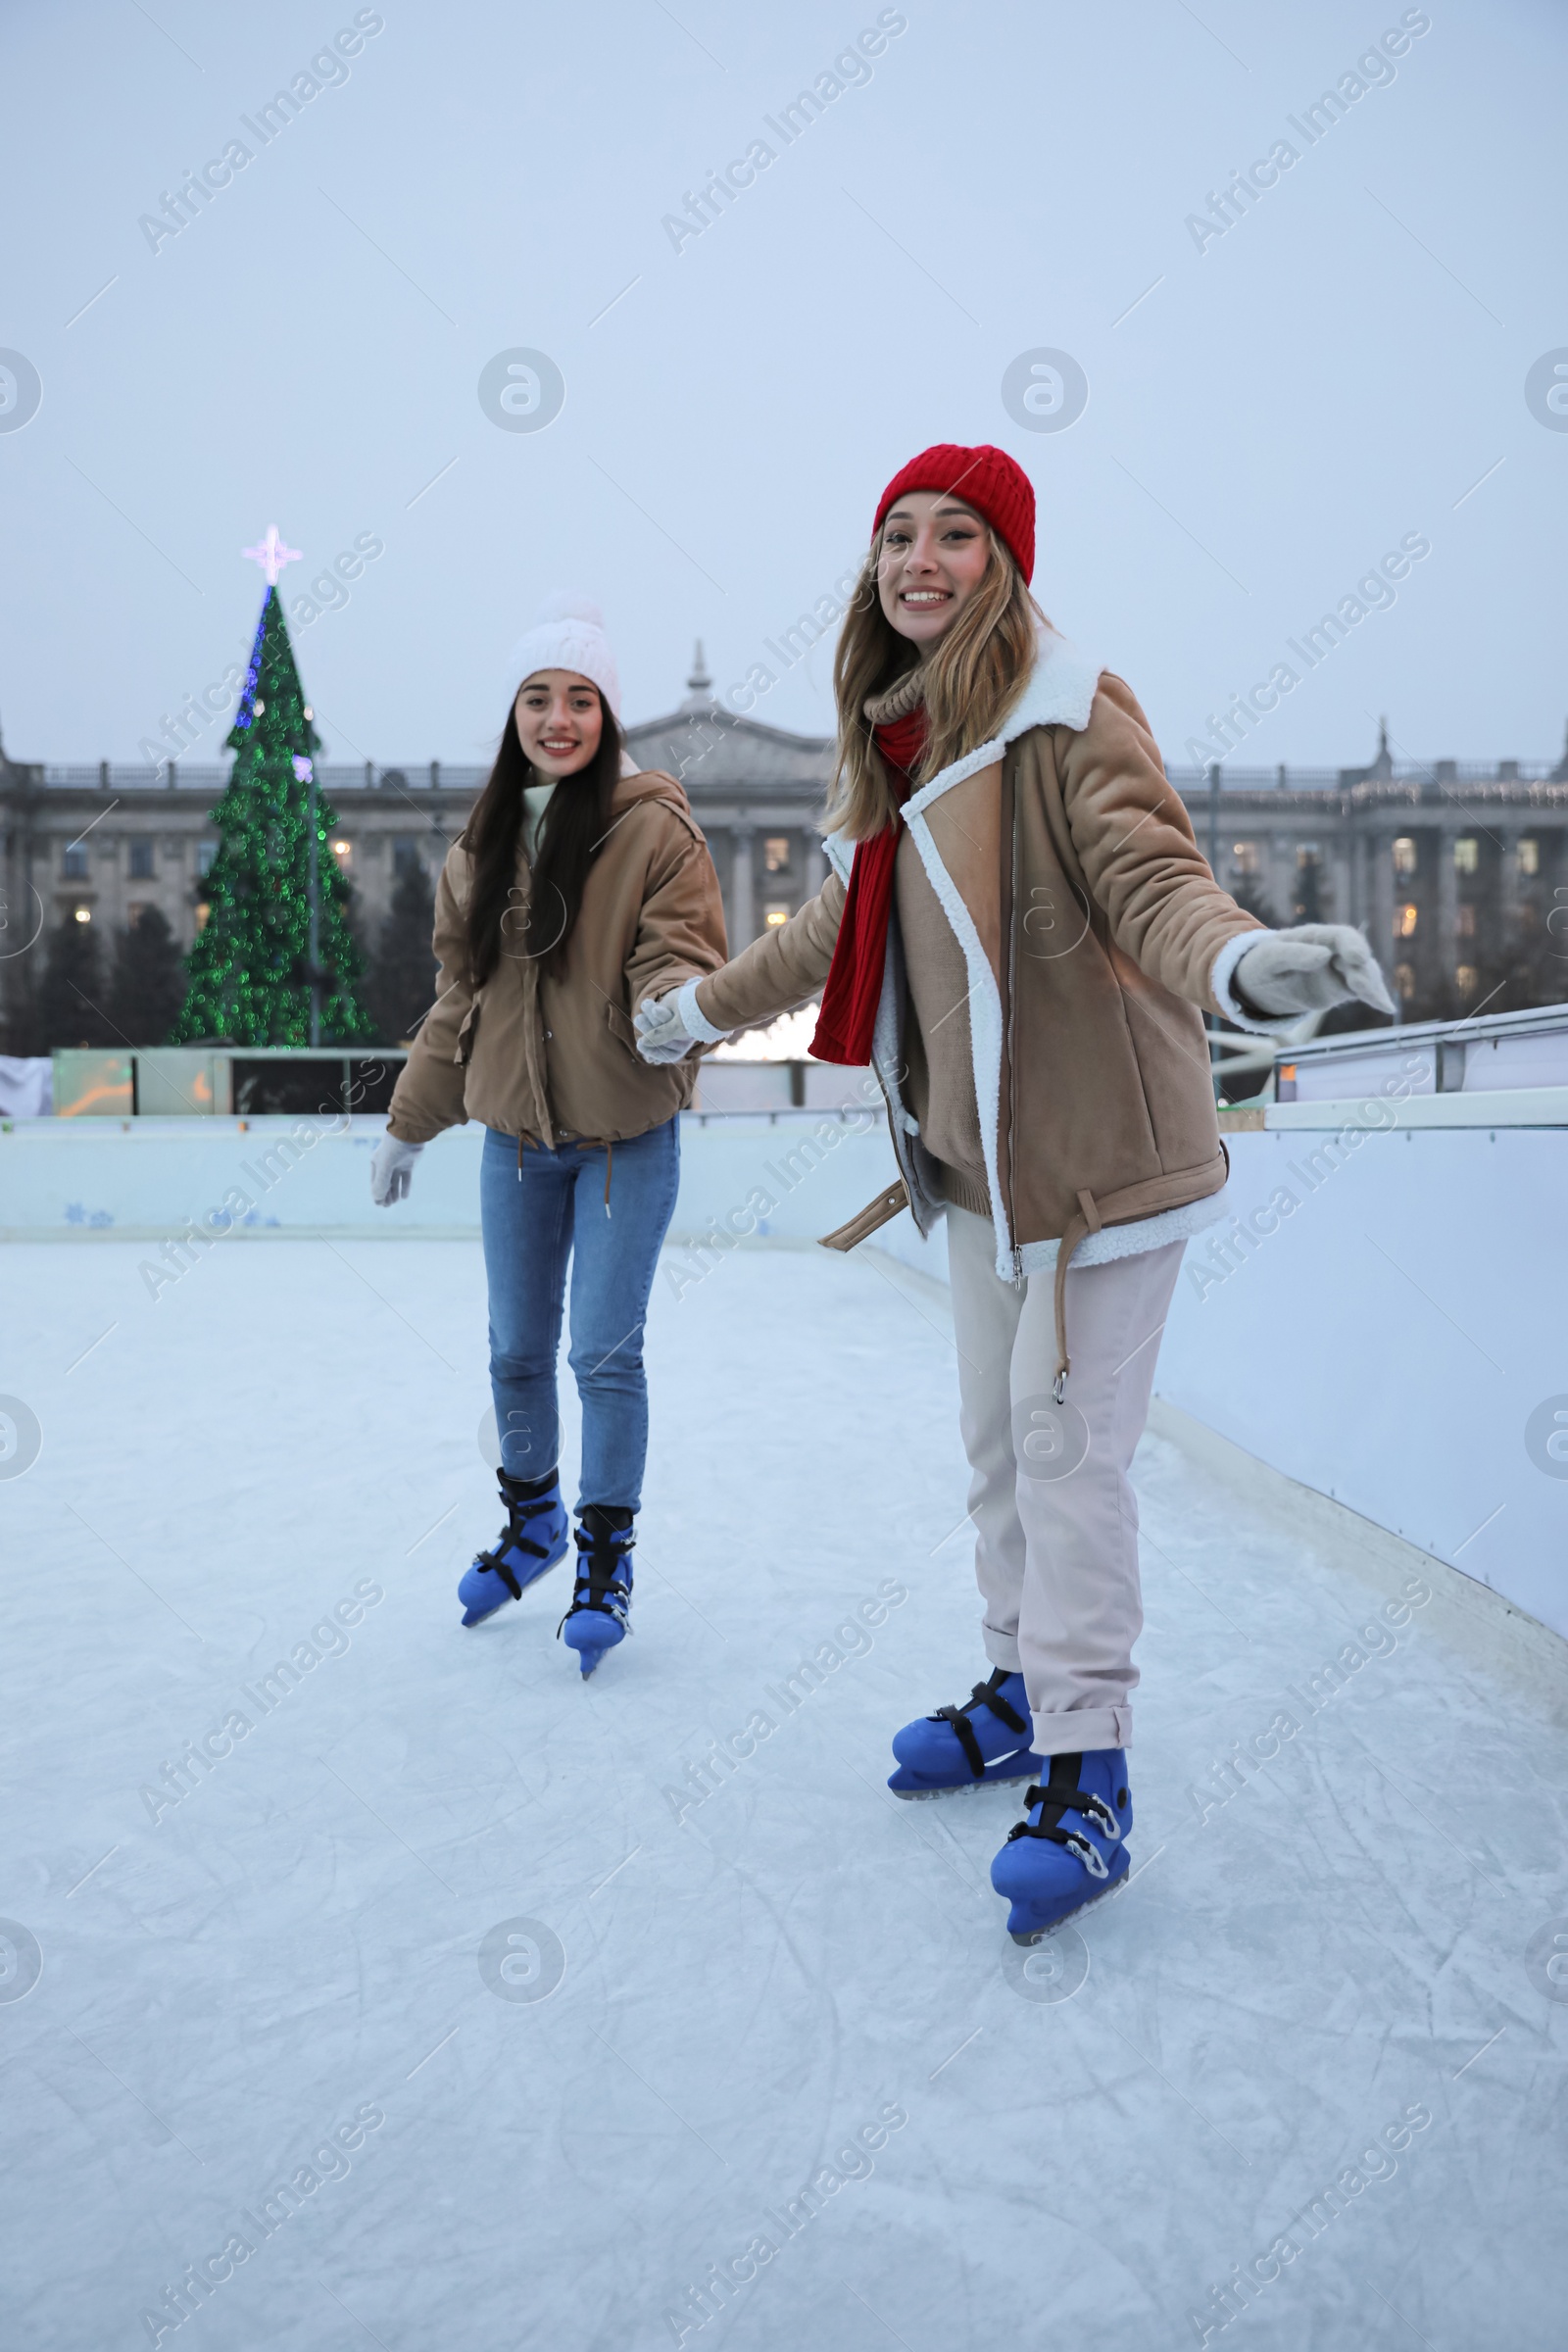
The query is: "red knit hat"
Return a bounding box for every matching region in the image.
[873,443,1036,582]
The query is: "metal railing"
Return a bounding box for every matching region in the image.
[1165,763,1566,794]
[36,763,489,795]
[1273,1002,1568,1102]
[27,757,1568,796]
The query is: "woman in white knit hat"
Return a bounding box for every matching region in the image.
[370,594,727,1674]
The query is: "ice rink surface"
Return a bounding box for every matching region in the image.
[2,1236,1566,2351]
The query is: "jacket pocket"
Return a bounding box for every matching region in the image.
[605,999,641,1057]
[456,996,482,1067]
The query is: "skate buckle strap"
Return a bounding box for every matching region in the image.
[1079,1791,1120,1838]
[1006,1752,1123,1871]
[1062,1831,1109,1879]
[933,1669,1029,1781]
[560,1512,635,1635]
[477,1547,524,1601]
[473,1489,561,1598]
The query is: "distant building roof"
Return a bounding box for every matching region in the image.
[624,643,831,801]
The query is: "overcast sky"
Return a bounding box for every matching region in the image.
[3,0,1564,773]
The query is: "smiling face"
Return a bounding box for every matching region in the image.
[876,491,994,647]
[513,670,604,777]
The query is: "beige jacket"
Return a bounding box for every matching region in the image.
[694,634,1266,1379]
[387,768,727,1147]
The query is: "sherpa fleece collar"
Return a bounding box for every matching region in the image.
[902,629,1102,820]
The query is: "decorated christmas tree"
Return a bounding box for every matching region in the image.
[173,528,372,1047]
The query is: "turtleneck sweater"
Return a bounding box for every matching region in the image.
[522,778,556,859]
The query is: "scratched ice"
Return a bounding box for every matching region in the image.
[2,1240,1565,2351]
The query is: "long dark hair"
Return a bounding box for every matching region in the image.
[464,693,622,986]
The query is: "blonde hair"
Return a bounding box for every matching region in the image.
[826,522,1047,840]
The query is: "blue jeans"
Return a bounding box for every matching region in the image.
[479,1120,680,1513]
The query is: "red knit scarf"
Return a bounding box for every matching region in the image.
[809,706,927,1065]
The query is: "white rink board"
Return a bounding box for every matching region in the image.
[0,1112,915,1250]
[1156,1124,1568,1642]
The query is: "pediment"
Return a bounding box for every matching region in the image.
[623,702,832,797]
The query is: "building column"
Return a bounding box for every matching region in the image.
[803,832,826,900]
[1319,835,1343,924]
[1496,825,1521,955]
[1371,831,1395,986]
[1350,830,1369,934]
[1435,825,1458,995]
[730,821,756,950]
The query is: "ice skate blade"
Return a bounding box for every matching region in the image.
[572,1643,618,1679]
[889,1764,1040,1801]
[563,1626,624,1678]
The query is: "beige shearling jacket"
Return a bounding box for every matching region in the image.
[692,634,1267,1379]
[386,767,727,1148]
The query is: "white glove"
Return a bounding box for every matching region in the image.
[633,979,731,1065]
[633,993,695,1065]
[370,1135,423,1204]
[1234,924,1396,1019]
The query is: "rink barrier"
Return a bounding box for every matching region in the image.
[3,1094,1562,1642]
[0,1106,911,1253]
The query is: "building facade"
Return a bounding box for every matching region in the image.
[1169,721,1568,1013]
[4,662,1567,1039]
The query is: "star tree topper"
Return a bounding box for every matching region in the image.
[241,524,303,586]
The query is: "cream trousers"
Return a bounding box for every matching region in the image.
[946,1206,1185,1757]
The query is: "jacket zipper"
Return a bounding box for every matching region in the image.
[1000,749,1022,1285]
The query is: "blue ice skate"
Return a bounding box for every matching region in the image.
[458,1470,569,1628]
[887,1667,1046,1798]
[559,1506,635,1678]
[990,1749,1132,1943]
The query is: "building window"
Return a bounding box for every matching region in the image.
[1395,962,1416,1002]
[128,841,155,879]
[331,838,353,872]
[1231,842,1259,876]
[1455,904,1476,939]
[763,836,791,874]
[1455,963,1479,996]
[62,843,88,878]
[198,842,218,875]
[393,837,422,878]
[1453,837,1479,874]
[764,905,790,928]
[1518,838,1540,876]
[1393,836,1417,876]
[1396,903,1418,938]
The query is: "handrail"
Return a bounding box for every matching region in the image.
[1277,1002,1568,1062]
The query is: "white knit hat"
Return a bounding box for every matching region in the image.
[509,590,620,717]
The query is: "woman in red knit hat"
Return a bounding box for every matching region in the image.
[637,444,1390,1944]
